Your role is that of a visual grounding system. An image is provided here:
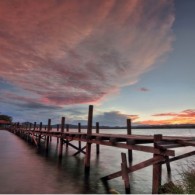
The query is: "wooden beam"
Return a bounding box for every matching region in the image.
[162,150,195,163]
[177,140,195,147]
[73,146,86,156]
[102,156,163,181]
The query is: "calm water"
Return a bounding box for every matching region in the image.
[0,128,195,194]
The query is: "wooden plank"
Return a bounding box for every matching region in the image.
[84,105,93,173]
[152,134,162,194]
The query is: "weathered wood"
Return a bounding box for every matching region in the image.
[38,122,42,145]
[78,138,174,156]
[152,134,163,194]
[127,119,133,163]
[177,140,195,147]
[165,156,171,175]
[73,146,86,156]
[96,122,100,154]
[59,117,65,159]
[57,124,59,144]
[33,122,36,131]
[46,119,51,150]
[78,123,81,150]
[102,156,164,180]
[121,153,130,194]
[66,124,69,149]
[66,124,69,132]
[84,105,93,173]
[164,150,195,163]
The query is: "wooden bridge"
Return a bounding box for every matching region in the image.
[6,105,195,194]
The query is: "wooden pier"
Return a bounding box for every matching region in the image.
[6,105,195,194]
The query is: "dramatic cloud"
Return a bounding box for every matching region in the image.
[0,0,174,107]
[139,109,195,125]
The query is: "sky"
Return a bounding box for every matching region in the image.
[0,0,195,126]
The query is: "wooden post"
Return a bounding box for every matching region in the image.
[38,122,42,145]
[96,122,100,155]
[84,105,93,174]
[127,119,133,163]
[33,122,36,131]
[121,153,130,194]
[152,134,162,194]
[57,124,59,144]
[46,119,51,150]
[59,117,65,159]
[165,156,171,180]
[66,124,69,149]
[78,123,81,150]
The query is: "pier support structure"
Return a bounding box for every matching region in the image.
[84,105,93,174]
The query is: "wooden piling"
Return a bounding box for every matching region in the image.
[33,122,36,131]
[78,123,81,150]
[127,119,133,163]
[59,117,65,159]
[96,122,100,155]
[84,105,93,173]
[46,119,51,150]
[38,122,42,145]
[165,156,171,177]
[66,124,69,149]
[152,134,162,194]
[121,153,130,194]
[57,124,59,144]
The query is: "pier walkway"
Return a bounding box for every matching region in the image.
[6,105,195,194]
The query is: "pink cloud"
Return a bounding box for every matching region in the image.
[0,0,174,106]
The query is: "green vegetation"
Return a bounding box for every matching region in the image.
[0,114,12,122]
[160,162,195,194]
